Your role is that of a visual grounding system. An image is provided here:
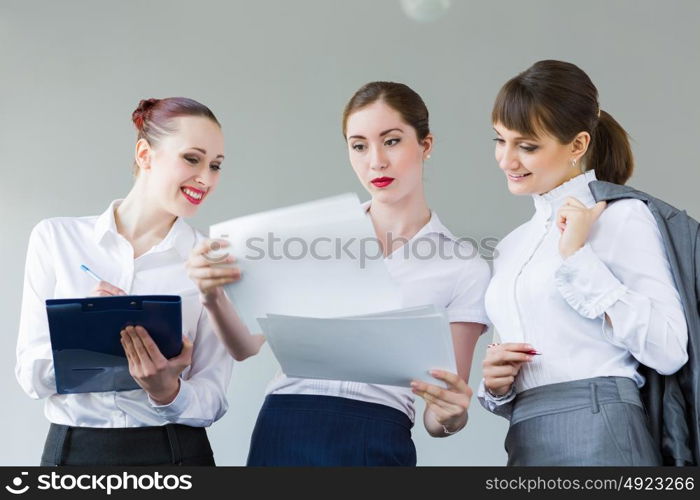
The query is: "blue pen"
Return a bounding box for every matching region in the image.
[80,264,104,283]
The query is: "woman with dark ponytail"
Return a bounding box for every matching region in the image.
[16,98,233,465]
[479,60,688,465]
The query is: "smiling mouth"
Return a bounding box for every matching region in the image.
[181,187,205,204]
[507,172,532,181]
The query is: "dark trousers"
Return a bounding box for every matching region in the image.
[40,423,215,466]
[247,394,416,466]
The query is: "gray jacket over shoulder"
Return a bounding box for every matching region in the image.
[590,180,699,466]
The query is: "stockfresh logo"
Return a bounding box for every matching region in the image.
[3,471,193,496]
[5,472,29,495]
[203,237,231,263]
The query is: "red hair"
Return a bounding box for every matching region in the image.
[131,97,220,175]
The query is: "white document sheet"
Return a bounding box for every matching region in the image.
[209,194,402,331]
[258,305,457,388]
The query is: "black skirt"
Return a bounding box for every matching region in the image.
[40,423,215,466]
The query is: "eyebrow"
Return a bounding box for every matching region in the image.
[348,128,404,140]
[191,147,225,159]
[492,127,537,141]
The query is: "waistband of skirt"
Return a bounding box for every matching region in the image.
[261,394,412,429]
[48,422,207,439]
[511,376,642,426]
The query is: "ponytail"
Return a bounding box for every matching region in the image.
[493,60,635,186]
[587,110,634,185]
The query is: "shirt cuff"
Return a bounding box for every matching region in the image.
[476,379,515,419]
[148,379,193,420]
[555,243,628,319]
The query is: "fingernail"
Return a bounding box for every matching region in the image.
[410,382,417,388]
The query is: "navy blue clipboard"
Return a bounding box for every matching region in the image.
[46,295,183,394]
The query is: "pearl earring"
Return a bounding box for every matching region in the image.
[426,154,431,160]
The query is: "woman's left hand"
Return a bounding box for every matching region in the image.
[557,198,607,258]
[411,369,472,435]
[120,325,193,405]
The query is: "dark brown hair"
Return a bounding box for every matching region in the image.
[342,81,430,141]
[492,60,633,184]
[131,97,220,175]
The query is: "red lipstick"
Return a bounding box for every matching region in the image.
[371,177,394,188]
[181,186,206,205]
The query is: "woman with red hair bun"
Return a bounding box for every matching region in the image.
[16,97,234,466]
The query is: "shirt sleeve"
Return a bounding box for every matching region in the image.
[446,248,492,328]
[476,378,515,419]
[554,200,688,375]
[149,305,234,427]
[15,220,58,399]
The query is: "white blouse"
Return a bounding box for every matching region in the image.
[266,203,492,421]
[16,200,233,428]
[478,171,688,418]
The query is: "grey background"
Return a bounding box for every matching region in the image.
[1,0,698,465]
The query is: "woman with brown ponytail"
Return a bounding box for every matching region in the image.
[479,60,688,465]
[16,98,233,465]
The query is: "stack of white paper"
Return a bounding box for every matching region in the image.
[210,193,401,328]
[259,305,456,387]
[209,194,456,387]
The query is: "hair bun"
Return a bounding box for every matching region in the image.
[132,98,160,130]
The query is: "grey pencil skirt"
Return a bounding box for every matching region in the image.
[505,376,661,466]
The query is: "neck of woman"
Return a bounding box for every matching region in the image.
[368,190,431,256]
[115,181,177,251]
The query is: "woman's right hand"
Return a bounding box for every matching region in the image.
[186,239,241,300]
[482,343,535,396]
[89,281,127,297]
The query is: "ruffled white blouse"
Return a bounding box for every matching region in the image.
[479,171,688,418]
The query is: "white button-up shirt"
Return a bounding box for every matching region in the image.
[266,203,492,421]
[479,171,688,418]
[16,200,233,428]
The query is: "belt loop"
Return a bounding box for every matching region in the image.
[52,424,71,466]
[589,382,600,414]
[165,424,183,465]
